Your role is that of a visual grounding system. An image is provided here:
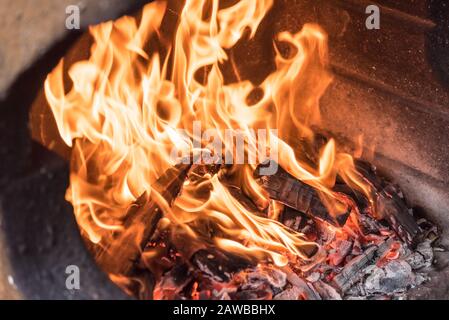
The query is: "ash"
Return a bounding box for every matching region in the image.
[151,214,437,300]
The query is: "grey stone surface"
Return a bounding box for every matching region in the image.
[0,0,149,99]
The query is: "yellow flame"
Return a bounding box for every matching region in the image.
[44,0,372,280]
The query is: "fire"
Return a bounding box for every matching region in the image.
[44,0,373,289]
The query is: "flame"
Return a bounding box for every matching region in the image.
[44,0,373,288]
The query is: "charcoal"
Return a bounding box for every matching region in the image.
[346,281,365,297]
[140,160,433,300]
[242,266,287,291]
[357,213,383,236]
[313,281,342,300]
[273,286,304,300]
[363,267,386,294]
[332,246,378,293]
[331,238,394,293]
[335,161,421,246]
[316,221,336,243]
[281,206,306,231]
[417,218,439,242]
[328,240,353,266]
[153,264,192,300]
[208,280,238,300]
[354,161,421,246]
[284,267,322,300]
[416,240,434,264]
[405,252,428,270]
[402,240,433,271]
[376,191,421,247]
[364,260,415,295]
[306,272,321,283]
[192,248,254,282]
[351,239,363,255]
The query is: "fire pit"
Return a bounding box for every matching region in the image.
[1,0,449,300]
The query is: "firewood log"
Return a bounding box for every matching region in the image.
[353,161,421,246]
[94,162,192,276]
[255,162,351,227]
[331,238,394,293]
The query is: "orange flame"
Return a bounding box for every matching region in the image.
[44,0,373,281]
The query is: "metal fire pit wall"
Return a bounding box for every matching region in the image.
[1,0,449,299]
[0,0,151,300]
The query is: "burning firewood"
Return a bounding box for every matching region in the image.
[348,161,422,247]
[376,188,421,246]
[34,0,435,300]
[255,162,352,227]
[313,281,342,300]
[192,248,255,282]
[94,162,192,276]
[282,266,321,300]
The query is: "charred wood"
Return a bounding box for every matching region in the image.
[283,266,321,300]
[192,248,255,282]
[255,162,351,227]
[153,264,192,300]
[281,206,306,231]
[354,161,421,246]
[313,280,342,300]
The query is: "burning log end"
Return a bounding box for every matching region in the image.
[376,190,421,247]
[255,162,351,227]
[94,162,192,276]
[354,160,421,247]
[192,248,255,282]
[154,162,193,203]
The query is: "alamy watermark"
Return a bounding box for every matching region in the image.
[170,121,279,175]
[366,5,380,30]
[66,5,80,30]
[65,265,80,290]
